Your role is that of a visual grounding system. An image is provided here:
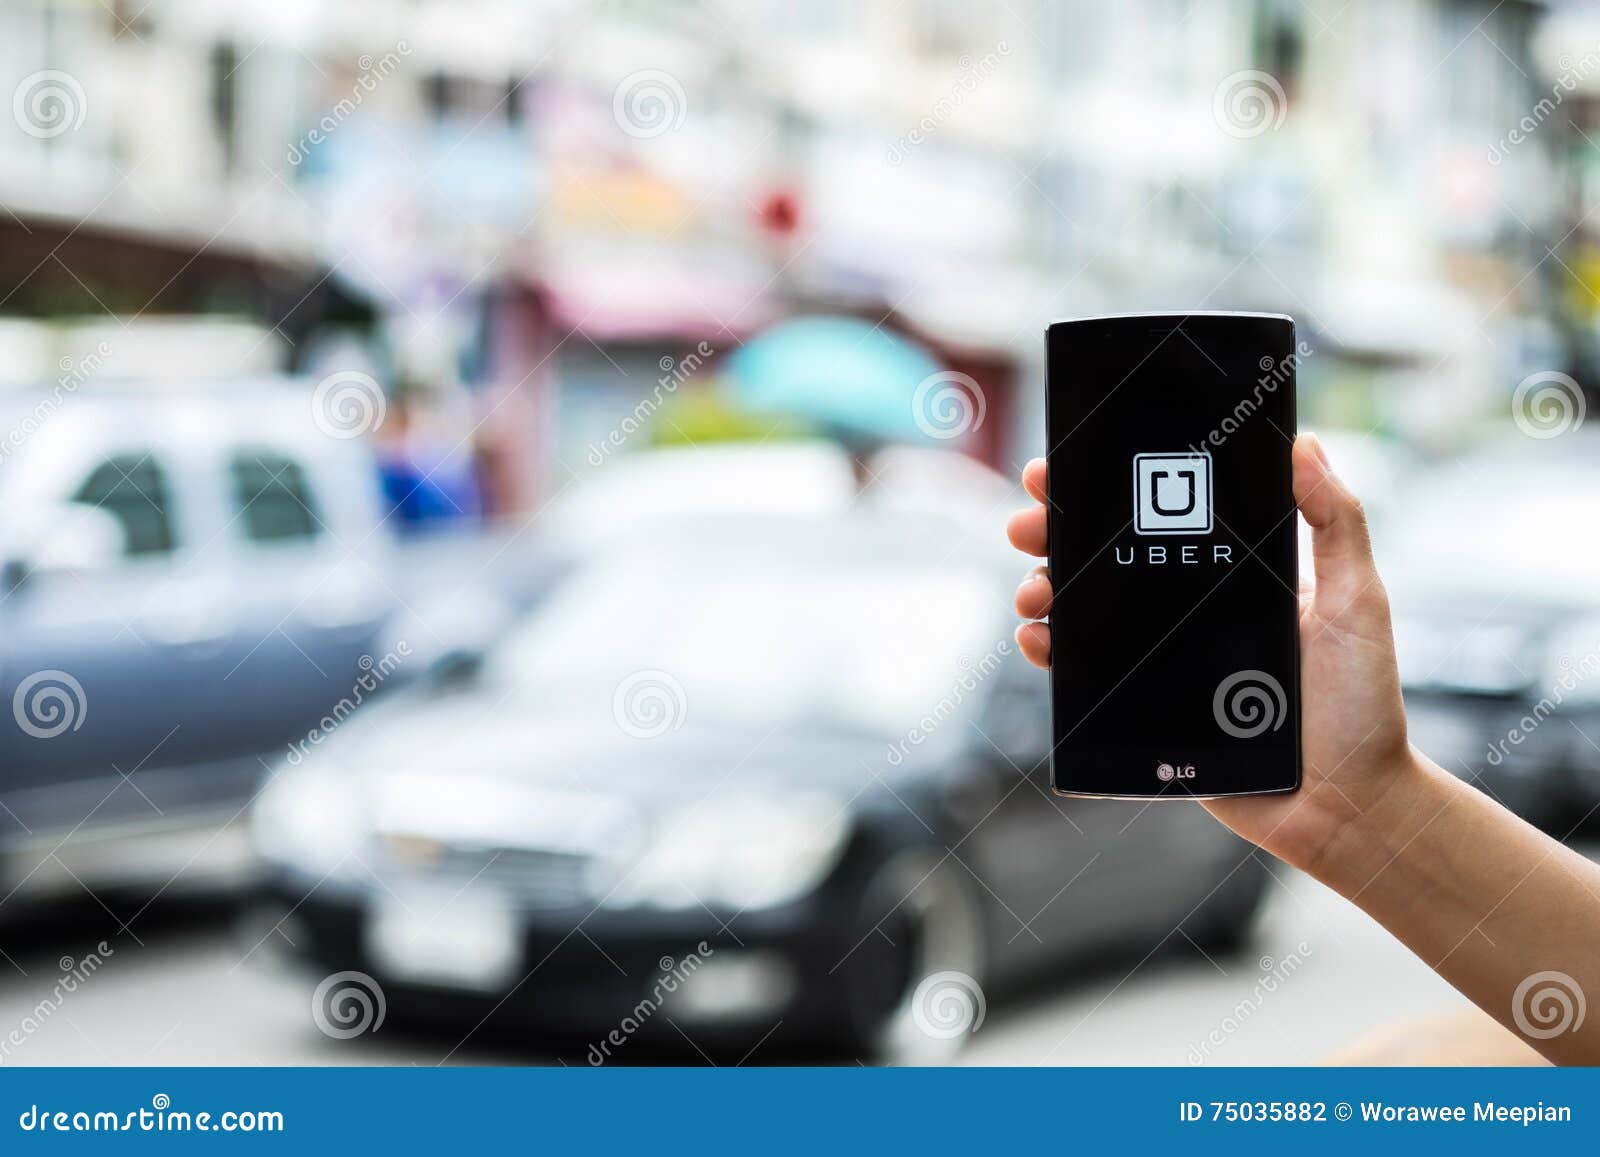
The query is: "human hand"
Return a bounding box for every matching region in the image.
[1006,433,1421,874]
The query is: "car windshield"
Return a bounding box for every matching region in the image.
[485,540,1001,740]
[1382,457,1600,603]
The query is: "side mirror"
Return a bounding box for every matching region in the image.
[427,645,485,686]
[374,594,514,689]
[5,504,125,591]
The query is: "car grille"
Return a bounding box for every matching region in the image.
[381,839,592,909]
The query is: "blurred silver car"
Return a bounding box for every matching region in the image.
[1383,433,1600,827]
[0,385,397,895]
[0,383,553,900]
[1296,427,1416,578]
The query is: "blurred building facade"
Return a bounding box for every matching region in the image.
[0,0,1577,505]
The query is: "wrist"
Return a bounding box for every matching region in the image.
[1295,747,1456,898]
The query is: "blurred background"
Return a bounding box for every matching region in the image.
[0,0,1598,1066]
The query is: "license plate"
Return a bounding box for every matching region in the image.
[365,885,521,993]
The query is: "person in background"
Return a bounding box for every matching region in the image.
[373,386,484,531]
[1008,433,1600,1065]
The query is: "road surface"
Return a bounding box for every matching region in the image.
[0,853,1490,1067]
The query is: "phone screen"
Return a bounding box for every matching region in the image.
[1045,313,1300,798]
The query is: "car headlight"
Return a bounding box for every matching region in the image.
[250,764,369,877]
[596,793,848,912]
[1542,616,1600,705]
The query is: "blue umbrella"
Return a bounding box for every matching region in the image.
[727,316,949,444]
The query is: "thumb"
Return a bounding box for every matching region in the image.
[1294,433,1379,605]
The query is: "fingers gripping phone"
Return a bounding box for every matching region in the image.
[1044,313,1301,799]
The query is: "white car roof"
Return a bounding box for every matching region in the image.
[546,442,1016,561]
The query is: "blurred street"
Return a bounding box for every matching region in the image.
[3,0,1600,1069]
[0,852,1538,1067]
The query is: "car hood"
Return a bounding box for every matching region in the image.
[1384,589,1587,698]
[314,686,951,807]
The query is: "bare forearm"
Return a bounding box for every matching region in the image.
[1009,443,1600,1063]
[1309,751,1600,1065]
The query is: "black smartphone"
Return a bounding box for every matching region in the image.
[1044,312,1301,799]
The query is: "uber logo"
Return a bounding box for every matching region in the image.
[1133,452,1213,536]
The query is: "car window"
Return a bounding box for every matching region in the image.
[71,453,176,556]
[230,450,321,542]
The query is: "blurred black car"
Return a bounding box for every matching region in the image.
[253,510,1268,1059]
[1386,434,1600,829]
